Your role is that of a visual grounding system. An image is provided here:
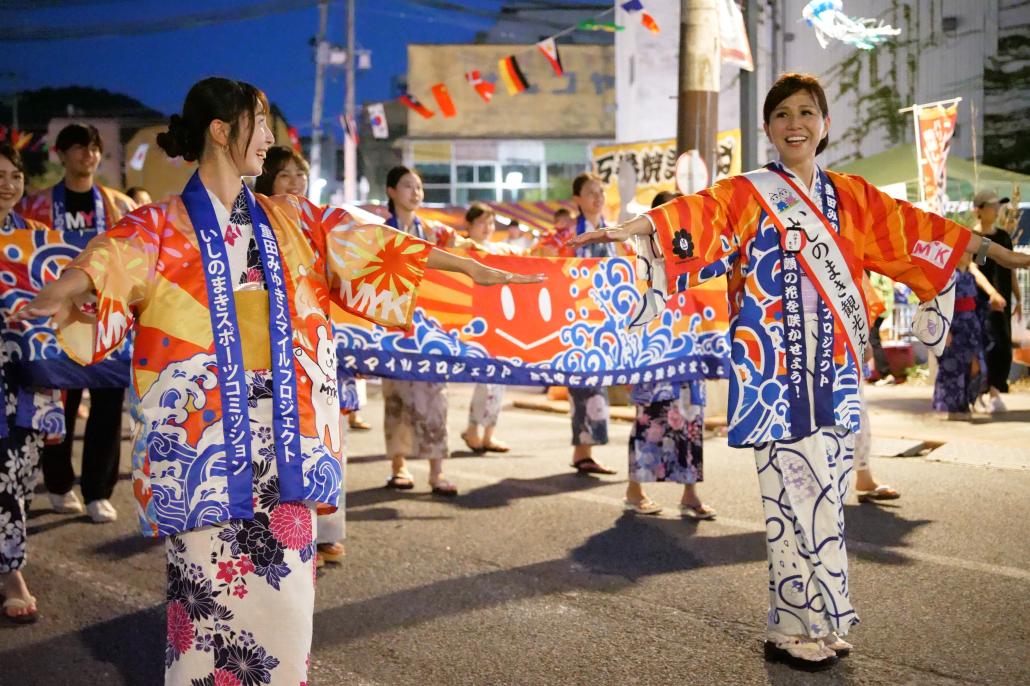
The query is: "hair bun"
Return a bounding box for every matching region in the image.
[157,114,196,161]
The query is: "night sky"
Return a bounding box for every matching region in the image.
[2,0,602,134]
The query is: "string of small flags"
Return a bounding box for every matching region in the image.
[365,1,663,139]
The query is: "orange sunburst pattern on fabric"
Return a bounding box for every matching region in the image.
[327,223,432,328]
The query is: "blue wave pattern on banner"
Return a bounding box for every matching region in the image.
[335,256,730,388]
[0,224,131,389]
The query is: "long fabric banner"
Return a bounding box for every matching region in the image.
[335,252,731,387]
[0,225,131,388]
[912,99,960,214]
[2,228,732,391]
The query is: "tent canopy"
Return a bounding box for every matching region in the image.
[834,144,1030,203]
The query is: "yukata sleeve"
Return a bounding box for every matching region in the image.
[848,174,972,301]
[640,177,741,291]
[58,206,160,364]
[305,199,434,329]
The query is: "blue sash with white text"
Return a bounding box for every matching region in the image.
[181,173,304,516]
[386,213,426,240]
[51,181,106,233]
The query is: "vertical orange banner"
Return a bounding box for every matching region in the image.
[914,100,959,214]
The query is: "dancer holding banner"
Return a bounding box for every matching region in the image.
[380,166,475,496]
[460,202,516,454]
[569,72,1030,671]
[0,143,65,624]
[17,123,137,523]
[567,173,618,476]
[14,77,539,684]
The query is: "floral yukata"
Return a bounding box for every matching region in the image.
[58,176,432,685]
[639,162,971,641]
[628,381,704,485]
[0,212,65,576]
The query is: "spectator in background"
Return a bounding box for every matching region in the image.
[535,207,576,257]
[932,252,987,420]
[867,272,897,385]
[973,190,1018,413]
[125,186,152,205]
[17,123,136,524]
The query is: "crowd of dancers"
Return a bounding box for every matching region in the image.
[2,72,1028,683]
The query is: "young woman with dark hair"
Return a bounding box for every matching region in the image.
[380,165,477,496]
[0,143,65,625]
[14,77,539,683]
[570,72,1030,671]
[254,145,310,197]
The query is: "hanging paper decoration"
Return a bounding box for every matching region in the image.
[465,70,496,103]
[367,103,389,139]
[399,93,435,119]
[620,0,644,10]
[579,20,624,32]
[718,0,753,71]
[431,83,457,117]
[536,37,564,77]
[801,0,901,50]
[498,55,530,95]
[640,12,660,33]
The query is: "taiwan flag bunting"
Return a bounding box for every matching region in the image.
[431,83,457,117]
[498,55,530,95]
[465,70,496,103]
[536,37,564,76]
[399,93,434,119]
[367,102,389,139]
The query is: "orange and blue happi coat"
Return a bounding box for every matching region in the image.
[642,163,971,448]
[48,193,433,536]
[333,252,733,389]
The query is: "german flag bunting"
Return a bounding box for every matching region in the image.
[431,83,457,117]
[498,54,530,95]
[536,37,564,77]
[399,93,434,119]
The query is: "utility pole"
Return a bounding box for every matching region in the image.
[309,0,329,202]
[677,0,720,185]
[343,0,357,203]
[739,0,759,170]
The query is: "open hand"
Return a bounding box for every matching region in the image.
[565,225,633,250]
[10,287,76,327]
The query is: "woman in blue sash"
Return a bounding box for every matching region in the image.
[0,143,65,624]
[15,77,539,684]
[569,73,1030,671]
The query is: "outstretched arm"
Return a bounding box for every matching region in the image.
[565,215,653,249]
[11,268,94,325]
[966,232,1030,270]
[427,247,544,285]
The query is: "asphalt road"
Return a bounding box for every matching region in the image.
[2,386,1028,685]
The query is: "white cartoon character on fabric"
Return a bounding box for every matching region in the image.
[294,324,341,454]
